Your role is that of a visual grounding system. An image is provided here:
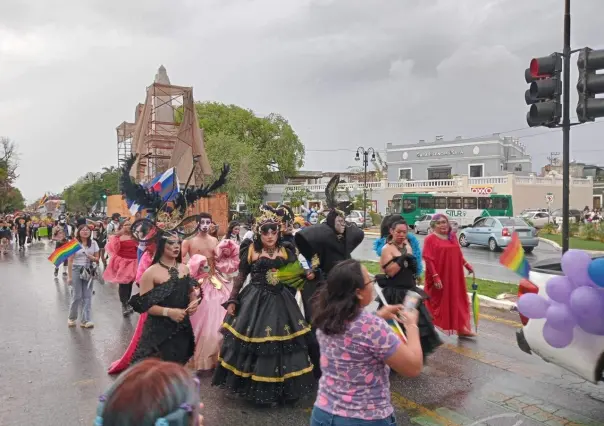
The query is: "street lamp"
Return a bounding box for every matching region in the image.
[354,147,376,229]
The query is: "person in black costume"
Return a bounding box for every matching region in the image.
[376,217,442,360]
[129,232,200,365]
[212,205,315,405]
[295,175,365,318]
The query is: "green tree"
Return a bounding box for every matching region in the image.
[0,137,26,213]
[204,132,266,209]
[62,167,119,213]
[193,102,305,184]
[0,187,25,212]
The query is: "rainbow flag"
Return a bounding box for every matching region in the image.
[38,194,48,207]
[387,319,408,343]
[48,239,81,267]
[499,232,530,278]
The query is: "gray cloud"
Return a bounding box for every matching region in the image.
[2,0,604,201]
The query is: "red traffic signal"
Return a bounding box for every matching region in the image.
[525,54,562,127]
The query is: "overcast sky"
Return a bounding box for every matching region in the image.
[2,0,603,202]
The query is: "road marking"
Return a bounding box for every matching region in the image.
[479,313,522,328]
[390,392,460,426]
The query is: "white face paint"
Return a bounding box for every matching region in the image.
[199,218,212,233]
[309,212,319,225]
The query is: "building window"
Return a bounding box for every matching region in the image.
[428,168,451,180]
[469,164,484,177]
[515,164,523,172]
[398,168,412,180]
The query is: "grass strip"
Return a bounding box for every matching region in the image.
[539,233,604,251]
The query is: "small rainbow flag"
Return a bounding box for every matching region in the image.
[48,239,81,267]
[387,319,408,343]
[499,232,530,278]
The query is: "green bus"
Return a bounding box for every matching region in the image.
[390,192,513,228]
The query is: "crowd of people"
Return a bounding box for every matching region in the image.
[2,169,480,425]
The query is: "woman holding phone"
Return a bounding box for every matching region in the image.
[378,217,442,359]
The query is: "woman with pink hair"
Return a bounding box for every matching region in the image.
[188,239,240,373]
[422,214,475,337]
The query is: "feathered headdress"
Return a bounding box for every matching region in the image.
[322,175,351,217]
[120,154,229,242]
[276,204,295,224]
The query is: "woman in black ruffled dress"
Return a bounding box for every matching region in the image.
[212,206,315,405]
[129,233,200,365]
[376,218,442,359]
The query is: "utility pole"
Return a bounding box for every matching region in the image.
[547,152,561,167]
[355,147,375,229]
[561,0,571,253]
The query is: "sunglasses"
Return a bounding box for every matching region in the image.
[260,224,279,235]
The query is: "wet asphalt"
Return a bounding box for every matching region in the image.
[1,241,602,426]
[353,234,561,284]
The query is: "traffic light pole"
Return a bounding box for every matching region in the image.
[561,0,571,254]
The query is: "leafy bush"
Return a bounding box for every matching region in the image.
[370,212,382,226]
[570,221,580,236]
[541,223,558,234]
[579,223,599,241]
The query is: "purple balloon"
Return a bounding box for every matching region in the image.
[561,250,596,288]
[546,276,573,304]
[545,302,576,331]
[587,258,604,288]
[576,314,604,336]
[569,286,604,320]
[543,321,574,348]
[518,293,550,319]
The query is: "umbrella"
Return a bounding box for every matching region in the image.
[470,271,479,333]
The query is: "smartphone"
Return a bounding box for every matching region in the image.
[402,290,422,312]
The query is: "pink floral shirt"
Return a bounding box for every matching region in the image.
[315,310,401,420]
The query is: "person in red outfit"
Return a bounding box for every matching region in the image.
[422,214,476,337]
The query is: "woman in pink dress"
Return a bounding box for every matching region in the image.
[103,220,139,317]
[188,239,239,373]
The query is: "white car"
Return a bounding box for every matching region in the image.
[345,210,373,227]
[516,256,604,383]
[520,211,552,229]
[414,215,459,234]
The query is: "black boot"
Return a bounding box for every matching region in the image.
[122,303,131,317]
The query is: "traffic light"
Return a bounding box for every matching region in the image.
[576,47,604,123]
[525,54,562,127]
[101,190,108,199]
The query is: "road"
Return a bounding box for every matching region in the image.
[353,233,561,283]
[1,242,603,426]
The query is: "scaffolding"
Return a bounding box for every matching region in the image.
[117,66,212,187]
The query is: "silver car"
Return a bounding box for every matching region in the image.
[345,210,373,227]
[458,216,539,253]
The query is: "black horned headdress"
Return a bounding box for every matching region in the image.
[119,154,229,242]
[322,175,352,220]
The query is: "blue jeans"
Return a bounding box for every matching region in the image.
[69,265,92,323]
[311,407,397,426]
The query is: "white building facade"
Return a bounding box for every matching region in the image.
[387,135,533,181]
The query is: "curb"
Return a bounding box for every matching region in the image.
[538,237,562,250]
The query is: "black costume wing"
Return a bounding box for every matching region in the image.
[119,155,163,212]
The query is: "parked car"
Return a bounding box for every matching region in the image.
[345,210,373,227]
[458,216,539,252]
[516,256,604,383]
[520,208,548,214]
[520,211,552,229]
[550,208,582,225]
[414,214,458,234]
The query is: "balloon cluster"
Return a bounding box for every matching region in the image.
[517,250,604,348]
